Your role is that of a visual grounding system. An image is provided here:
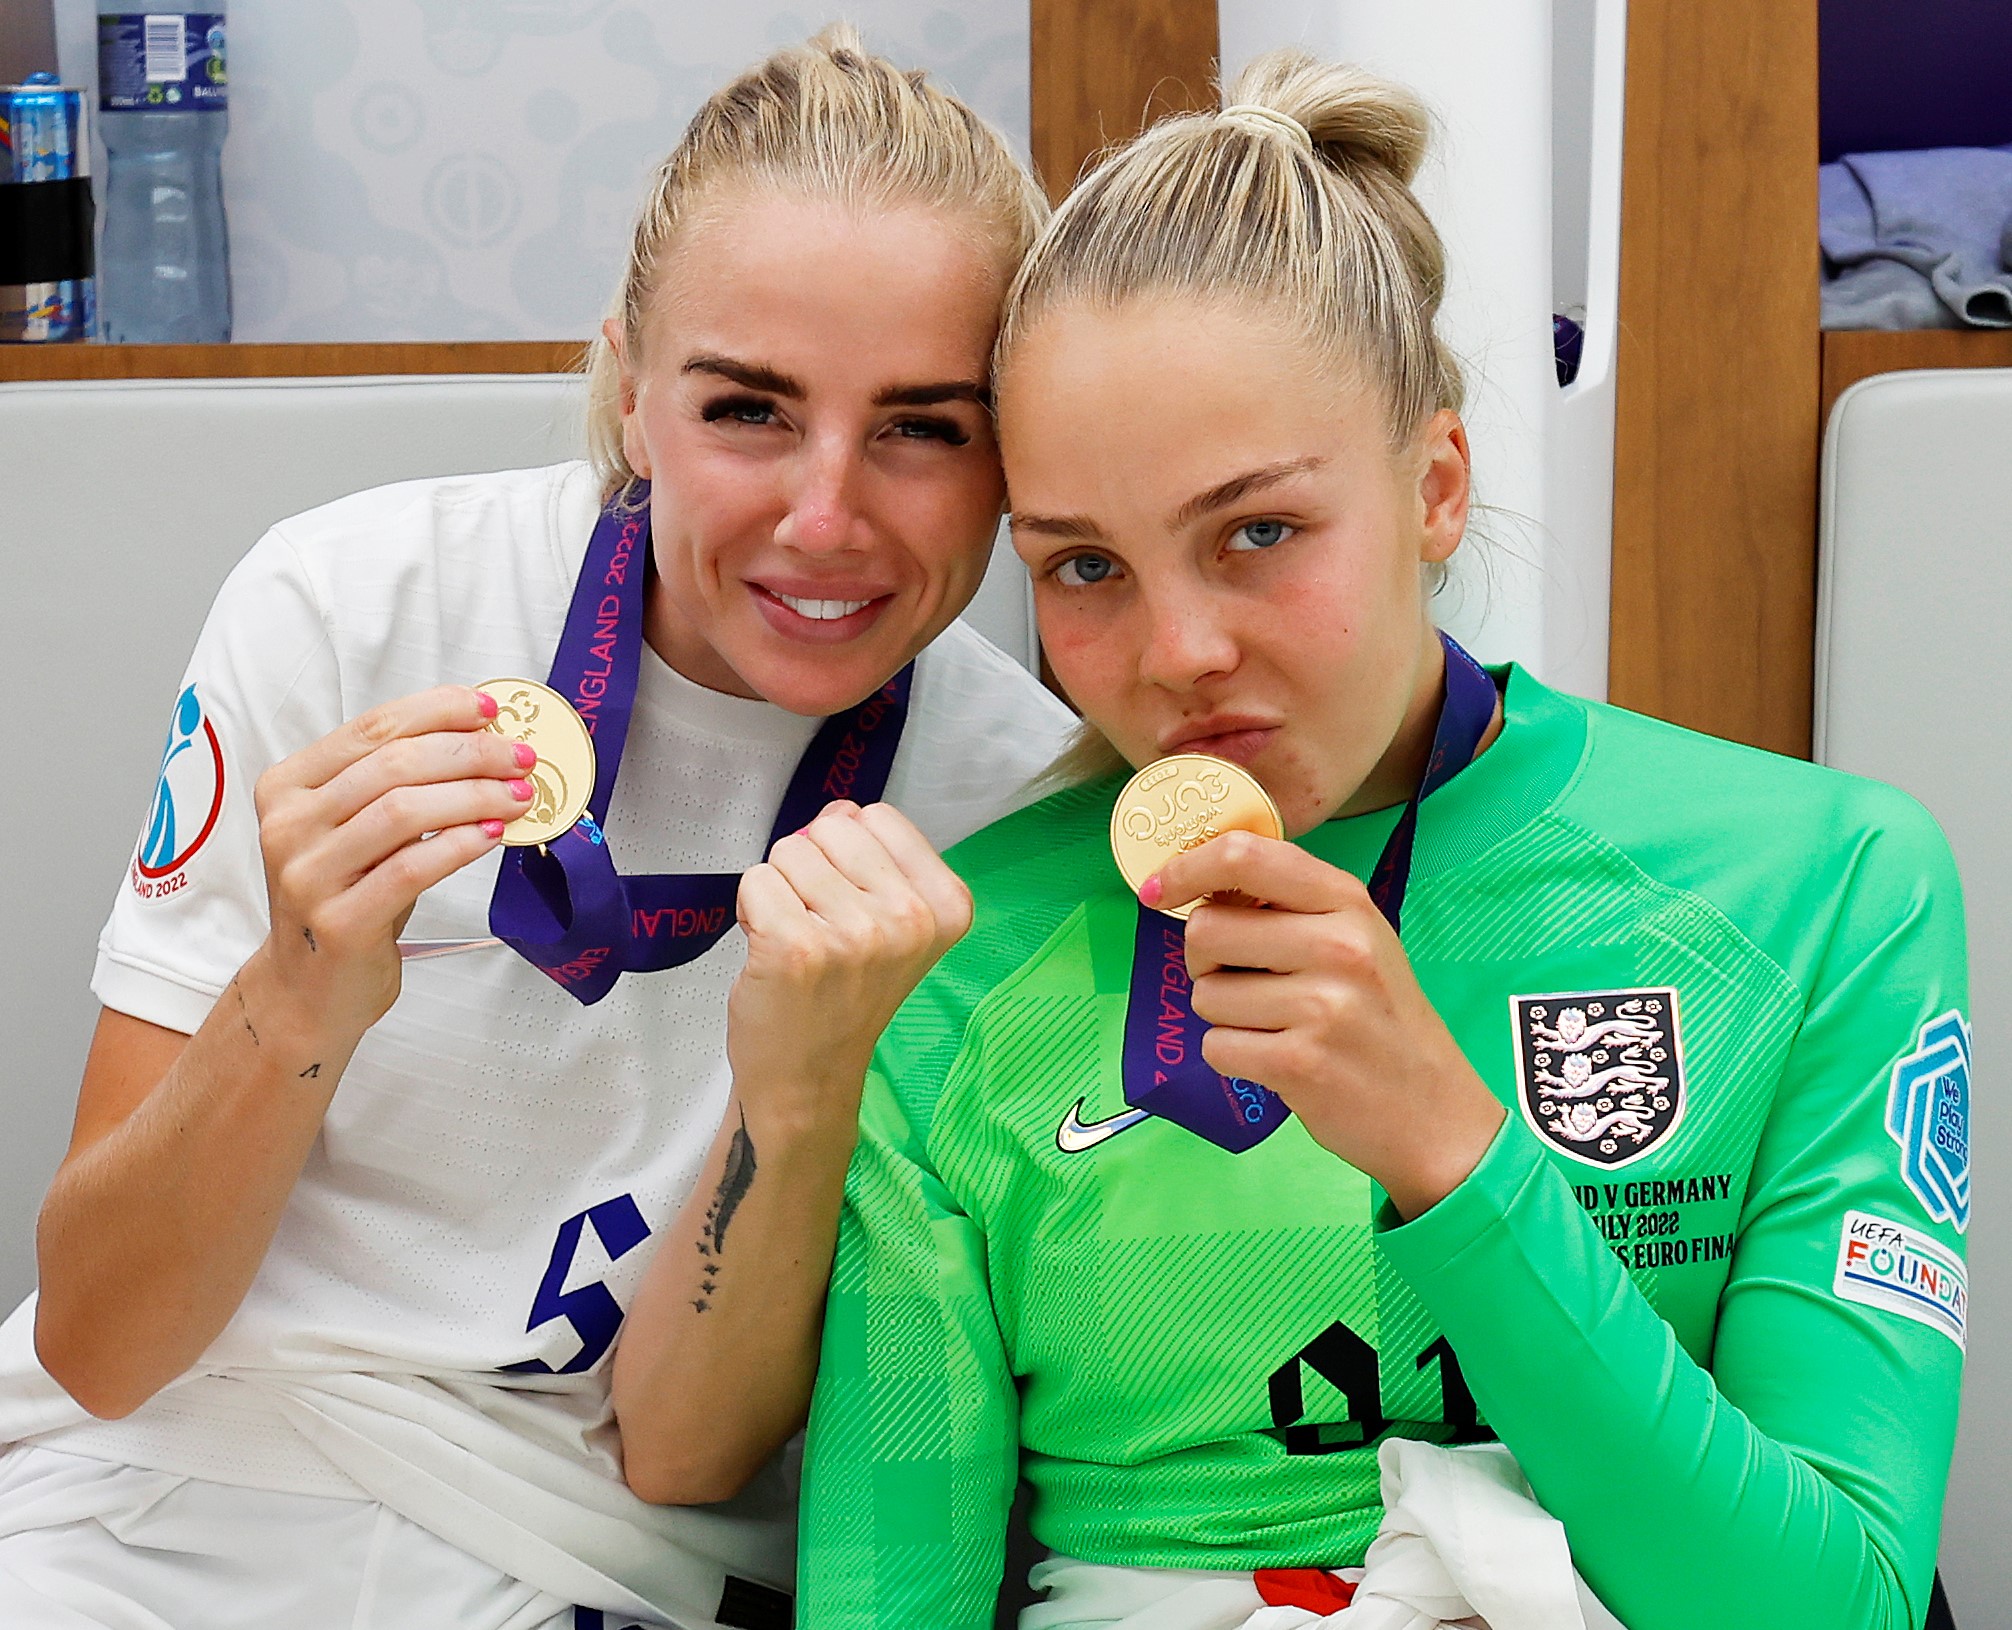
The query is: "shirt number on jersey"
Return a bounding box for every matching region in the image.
[1268,1322,1489,1454]
[502,1194,651,1376]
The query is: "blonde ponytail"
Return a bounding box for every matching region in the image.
[999,48,1463,444]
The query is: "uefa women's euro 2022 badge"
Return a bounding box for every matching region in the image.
[1511,988,1686,1168]
[1886,1009,1971,1233]
[132,682,226,901]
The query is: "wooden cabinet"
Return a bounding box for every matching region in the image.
[1030,0,1217,203]
[1608,0,1823,758]
[1821,329,2012,425]
[1609,0,2012,758]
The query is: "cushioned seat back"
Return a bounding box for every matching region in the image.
[1816,366,2011,1619]
[0,373,1037,1307]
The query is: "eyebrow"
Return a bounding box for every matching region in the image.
[1009,509,1104,541]
[874,380,992,409]
[1011,455,1329,542]
[682,354,988,410]
[1166,456,1327,530]
[683,354,805,396]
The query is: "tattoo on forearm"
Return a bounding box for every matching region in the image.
[231,977,259,1046]
[691,1109,758,1314]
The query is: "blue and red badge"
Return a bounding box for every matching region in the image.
[132,682,225,898]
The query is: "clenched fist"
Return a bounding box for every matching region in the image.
[728,800,973,1128]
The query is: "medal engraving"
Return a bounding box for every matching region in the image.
[476,677,596,847]
[1110,753,1283,919]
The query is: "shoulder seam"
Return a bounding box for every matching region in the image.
[257,529,342,736]
[1530,808,1806,1020]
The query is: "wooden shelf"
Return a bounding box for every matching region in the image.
[1821,328,2012,426]
[0,340,588,383]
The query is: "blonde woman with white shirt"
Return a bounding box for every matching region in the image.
[0,28,1072,1630]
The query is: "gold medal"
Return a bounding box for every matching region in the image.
[476,678,596,847]
[1110,753,1284,918]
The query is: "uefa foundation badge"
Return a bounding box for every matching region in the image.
[1834,1209,1967,1348]
[132,682,225,898]
[1887,1010,1971,1233]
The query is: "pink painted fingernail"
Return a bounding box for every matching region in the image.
[513,742,537,769]
[508,778,534,801]
[480,819,506,839]
[1139,875,1163,907]
[476,691,498,720]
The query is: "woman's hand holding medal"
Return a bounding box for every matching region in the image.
[729,800,974,1126]
[1145,831,1505,1220]
[250,685,537,1047]
[36,685,541,1416]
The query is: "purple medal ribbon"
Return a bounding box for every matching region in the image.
[1121,631,1500,1152]
[488,486,912,1005]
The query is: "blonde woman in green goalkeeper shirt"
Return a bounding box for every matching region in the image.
[798,50,1971,1630]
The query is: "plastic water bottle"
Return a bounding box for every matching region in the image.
[96,13,230,342]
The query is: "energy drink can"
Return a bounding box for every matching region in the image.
[0,74,97,342]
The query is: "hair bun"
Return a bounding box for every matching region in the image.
[1222,49,1429,185]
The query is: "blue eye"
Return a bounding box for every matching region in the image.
[703,394,778,427]
[891,416,971,446]
[1056,553,1119,587]
[1229,518,1293,551]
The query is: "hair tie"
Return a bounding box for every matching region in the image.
[1219,103,1314,154]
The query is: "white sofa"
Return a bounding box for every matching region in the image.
[0,373,1039,1314]
[1816,366,2012,1622]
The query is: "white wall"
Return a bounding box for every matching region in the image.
[1551,0,1598,317]
[54,0,1030,341]
[1218,0,1623,699]
[1219,0,1554,679]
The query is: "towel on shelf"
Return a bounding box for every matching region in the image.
[1019,1438,1627,1630]
[1821,144,2012,329]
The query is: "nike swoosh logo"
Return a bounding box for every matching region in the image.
[1055,1098,1151,1153]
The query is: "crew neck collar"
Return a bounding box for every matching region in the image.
[1300,663,1587,884]
[630,639,824,751]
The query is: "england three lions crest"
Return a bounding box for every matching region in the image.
[1512,988,1686,1168]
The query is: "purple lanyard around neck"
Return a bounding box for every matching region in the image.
[1121,631,1499,1152]
[487,485,912,1006]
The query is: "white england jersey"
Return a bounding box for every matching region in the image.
[0,461,1076,1625]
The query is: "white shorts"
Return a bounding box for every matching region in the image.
[0,1445,679,1630]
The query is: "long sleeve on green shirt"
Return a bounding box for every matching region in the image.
[802,666,1968,1630]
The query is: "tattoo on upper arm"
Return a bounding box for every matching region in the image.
[692,1108,758,1314]
[231,977,259,1046]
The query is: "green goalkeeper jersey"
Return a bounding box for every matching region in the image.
[800,666,1970,1630]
